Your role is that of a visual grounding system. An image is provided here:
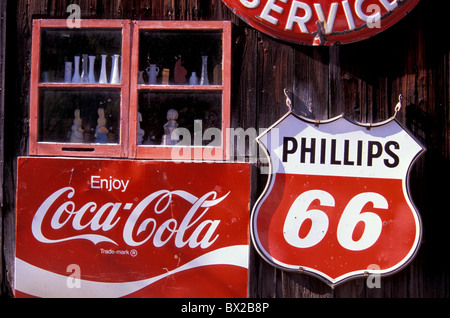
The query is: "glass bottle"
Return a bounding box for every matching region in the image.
[200,55,209,85]
[71,56,81,83]
[99,54,108,84]
[189,72,199,85]
[80,54,89,83]
[88,55,96,83]
[110,54,120,84]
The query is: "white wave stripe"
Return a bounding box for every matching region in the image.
[15,245,248,298]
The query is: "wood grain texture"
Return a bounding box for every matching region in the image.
[1,0,449,297]
[0,0,6,296]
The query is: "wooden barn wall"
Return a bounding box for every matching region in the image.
[0,0,6,298]
[1,0,449,297]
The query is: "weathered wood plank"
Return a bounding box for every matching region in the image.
[447,52,450,159]
[2,0,449,298]
[256,34,295,129]
[328,46,343,118]
[230,27,258,161]
[294,45,329,120]
[118,0,137,19]
[0,0,7,296]
[249,32,295,297]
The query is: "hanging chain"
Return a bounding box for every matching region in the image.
[282,90,404,123]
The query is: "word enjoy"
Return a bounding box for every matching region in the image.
[90,175,130,192]
[284,189,388,251]
[31,187,229,249]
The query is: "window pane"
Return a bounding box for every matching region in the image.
[38,88,120,144]
[139,30,222,85]
[138,91,222,146]
[40,28,122,83]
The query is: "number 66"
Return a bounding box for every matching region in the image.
[283,190,388,251]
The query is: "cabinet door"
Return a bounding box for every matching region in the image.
[129,21,231,160]
[29,19,131,158]
[38,89,121,144]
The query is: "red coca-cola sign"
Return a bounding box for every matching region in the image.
[15,157,250,297]
[222,0,421,45]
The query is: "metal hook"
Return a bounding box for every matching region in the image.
[394,94,403,116]
[284,88,293,112]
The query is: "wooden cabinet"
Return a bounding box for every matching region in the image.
[29,19,131,158]
[129,21,231,160]
[29,19,231,160]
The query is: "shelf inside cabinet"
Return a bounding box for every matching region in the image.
[137,84,223,91]
[38,82,122,89]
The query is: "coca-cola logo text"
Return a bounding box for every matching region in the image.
[32,186,230,249]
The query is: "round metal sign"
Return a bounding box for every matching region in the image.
[222,0,421,45]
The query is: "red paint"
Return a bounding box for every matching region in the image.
[251,113,425,285]
[15,157,250,297]
[222,0,421,45]
[255,174,418,279]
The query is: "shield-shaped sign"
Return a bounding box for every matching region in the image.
[251,111,425,286]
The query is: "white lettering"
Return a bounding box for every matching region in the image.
[366,4,381,28]
[260,0,287,25]
[123,190,170,246]
[182,302,216,315]
[240,0,260,9]
[31,187,229,250]
[285,1,312,33]
[66,4,81,29]
[313,2,339,34]
[355,0,381,24]
[283,190,388,250]
[153,219,178,247]
[32,187,118,245]
[90,203,122,231]
[90,175,130,192]
[124,190,228,248]
[66,264,81,289]
[283,190,334,248]
[236,0,401,35]
[121,179,130,192]
[91,176,100,189]
[379,0,398,11]
[342,0,356,30]
[366,264,382,288]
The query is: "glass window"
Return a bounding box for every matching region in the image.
[139,30,222,85]
[38,88,120,144]
[138,91,222,146]
[40,28,122,83]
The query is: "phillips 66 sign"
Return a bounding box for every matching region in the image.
[251,112,425,286]
[222,0,421,45]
